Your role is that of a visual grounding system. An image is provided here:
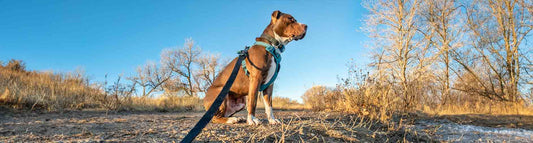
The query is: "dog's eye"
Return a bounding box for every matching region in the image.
[288,17,295,23]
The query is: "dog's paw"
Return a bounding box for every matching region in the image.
[226,117,244,124]
[268,118,281,125]
[247,115,261,125]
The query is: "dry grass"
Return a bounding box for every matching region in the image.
[299,61,533,127]
[0,64,205,112]
[0,60,201,112]
[421,101,533,116]
[0,62,100,111]
[303,84,399,123]
[0,60,304,112]
[256,96,306,110]
[302,84,533,127]
[206,111,419,142]
[121,96,203,112]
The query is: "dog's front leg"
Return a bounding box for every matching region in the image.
[262,85,281,124]
[247,73,263,125]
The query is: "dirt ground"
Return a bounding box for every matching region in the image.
[2,109,533,142]
[0,109,429,142]
[436,114,533,130]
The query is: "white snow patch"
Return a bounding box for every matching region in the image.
[411,120,533,142]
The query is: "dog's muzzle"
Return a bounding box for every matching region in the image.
[294,24,307,41]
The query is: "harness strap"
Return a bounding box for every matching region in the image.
[241,41,283,91]
[181,49,247,143]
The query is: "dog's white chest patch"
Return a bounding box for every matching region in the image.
[264,57,277,84]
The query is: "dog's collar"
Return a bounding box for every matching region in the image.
[259,34,285,53]
[254,41,282,63]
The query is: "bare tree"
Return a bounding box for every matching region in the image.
[193,53,221,93]
[98,75,136,110]
[129,61,171,97]
[161,38,201,96]
[421,0,464,105]
[161,77,187,96]
[363,0,433,109]
[453,0,532,102]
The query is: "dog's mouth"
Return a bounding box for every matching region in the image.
[275,29,306,44]
[294,24,307,41]
[293,32,306,41]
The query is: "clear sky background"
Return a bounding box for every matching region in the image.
[0,0,371,102]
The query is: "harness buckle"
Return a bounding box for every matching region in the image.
[238,46,250,56]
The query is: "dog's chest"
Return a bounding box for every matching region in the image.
[264,56,277,83]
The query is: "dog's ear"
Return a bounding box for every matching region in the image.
[271,10,282,23]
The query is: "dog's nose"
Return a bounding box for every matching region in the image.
[303,24,307,30]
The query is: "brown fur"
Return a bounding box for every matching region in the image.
[203,10,307,124]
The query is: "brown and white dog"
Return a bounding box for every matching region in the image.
[203,10,307,125]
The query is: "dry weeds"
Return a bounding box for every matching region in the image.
[0,62,100,111]
[0,110,428,142]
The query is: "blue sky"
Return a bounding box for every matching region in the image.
[0,0,370,102]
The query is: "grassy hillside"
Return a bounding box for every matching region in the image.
[0,59,302,112]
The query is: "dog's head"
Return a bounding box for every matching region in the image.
[269,10,307,45]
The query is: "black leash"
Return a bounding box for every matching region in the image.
[180,47,249,143]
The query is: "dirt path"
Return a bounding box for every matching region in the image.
[5,109,532,142]
[1,110,420,142]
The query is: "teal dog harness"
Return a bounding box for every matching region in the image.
[241,41,284,91]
